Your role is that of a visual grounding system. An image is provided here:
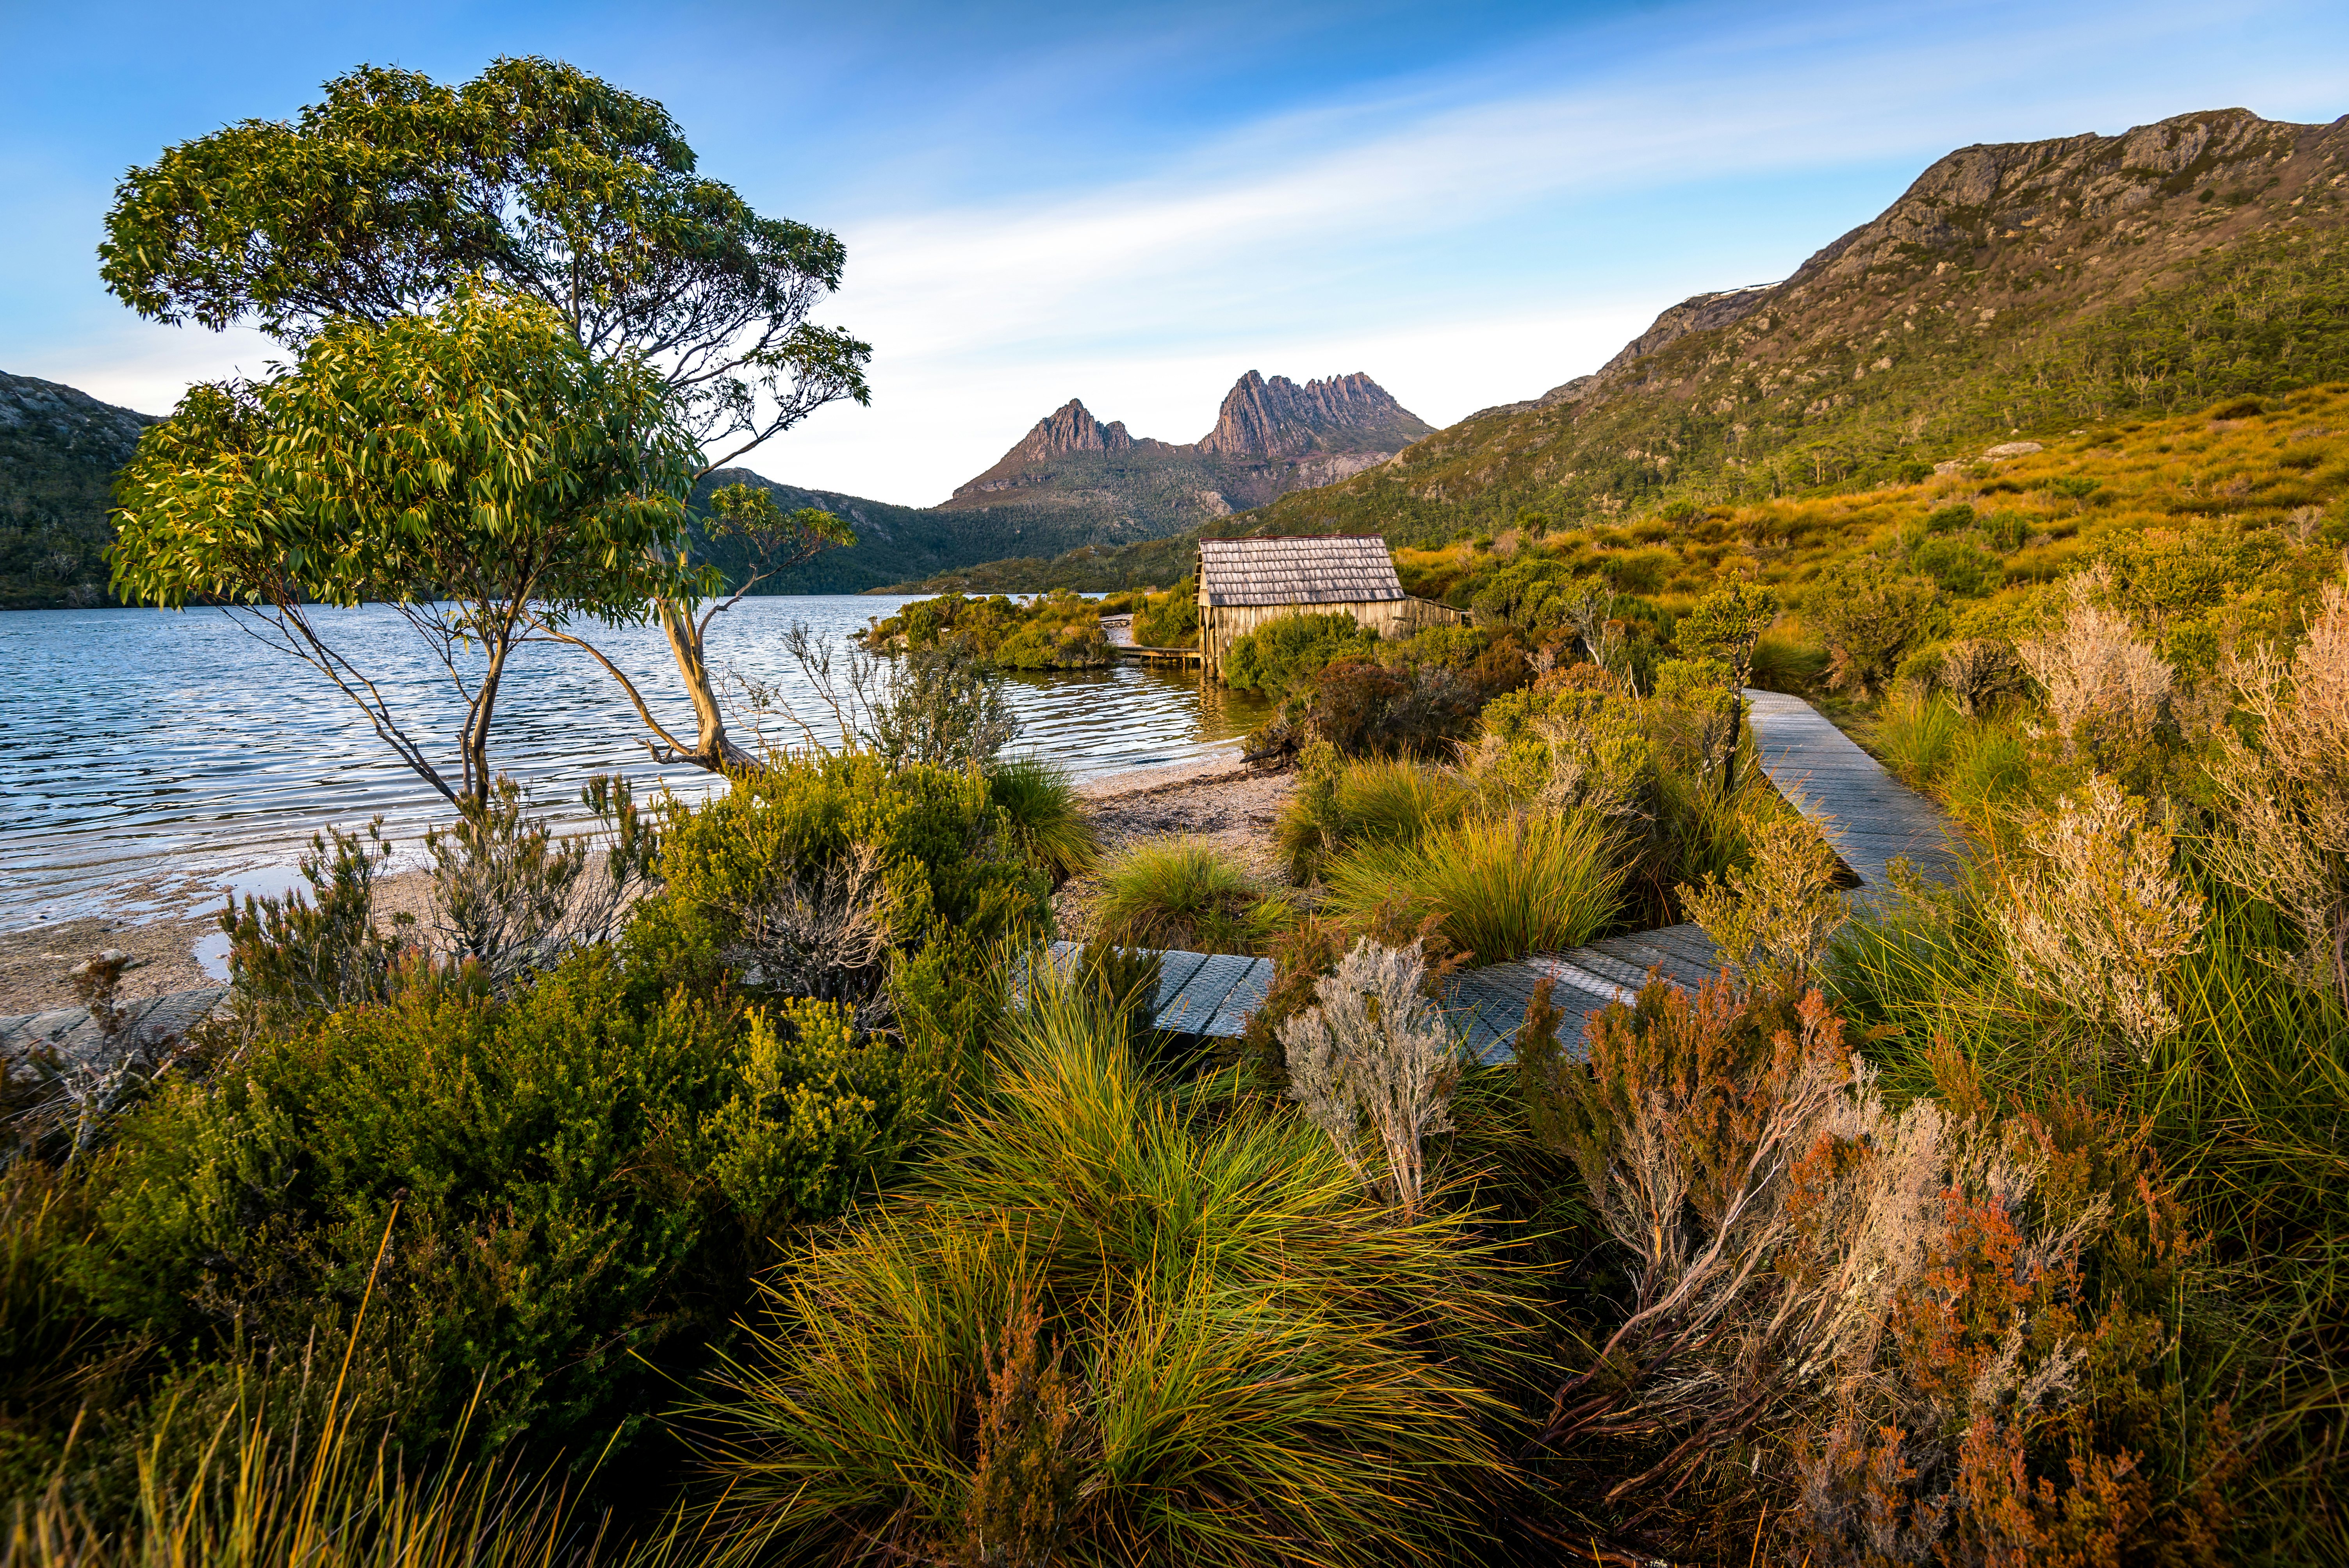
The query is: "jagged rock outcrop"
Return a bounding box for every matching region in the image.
[940,369,1436,535]
[1003,399,1145,463]
[1196,371,1430,458]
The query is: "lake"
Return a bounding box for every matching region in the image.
[0,597,1268,931]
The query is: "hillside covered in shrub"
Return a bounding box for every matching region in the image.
[895,107,2349,597]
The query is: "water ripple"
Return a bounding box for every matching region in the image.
[0,597,1268,929]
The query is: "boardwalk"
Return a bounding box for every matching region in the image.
[2,692,1961,1073]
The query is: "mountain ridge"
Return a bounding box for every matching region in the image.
[0,371,157,608]
[939,369,1434,534]
[900,105,2349,593]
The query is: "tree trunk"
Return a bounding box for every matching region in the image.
[659,599,762,772]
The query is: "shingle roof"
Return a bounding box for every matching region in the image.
[1198,535,1405,608]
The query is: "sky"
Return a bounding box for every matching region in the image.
[3,0,2344,506]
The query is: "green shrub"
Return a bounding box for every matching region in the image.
[864,591,1109,670]
[1807,557,1943,698]
[1321,812,1624,964]
[867,638,1020,769]
[1925,501,1977,534]
[1130,576,1198,648]
[987,756,1099,886]
[693,991,1526,1566]
[655,752,1050,1000]
[1086,840,1295,956]
[1221,612,1379,694]
[1910,534,2000,597]
[88,950,935,1458]
[1274,748,1469,883]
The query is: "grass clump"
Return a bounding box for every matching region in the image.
[1274,747,1469,884]
[1087,839,1296,955]
[1321,812,1622,964]
[988,755,1099,885]
[693,983,1527,1566]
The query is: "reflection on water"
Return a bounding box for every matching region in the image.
[0,597,1268,929]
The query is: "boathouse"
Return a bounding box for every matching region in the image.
[1196,535,1465,680]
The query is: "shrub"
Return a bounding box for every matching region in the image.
[89,949,936,1458]
[868,638,1021,769]
[1086,839,1296,956]
[1321,811,1623,964]
[2206,579,2349,1004]
[217,818,412,1026]
[1809,558,1942,698]
[1938,636,2026,716]
[1515,978,2222,1561]
[1221,612,1379,694]
[988,756,1099,886]
[1130,576,1198,649]
[693,994,1526,1566]
[1992,777,2208,1060]
[656,752,1050,1014]
[2018,565,2174,777]
[1674,580,1780,689]
[1911,533,2000,597]
[1679,814,1850,988]
[1278,939,1465,1216]
[1925,501,1978,534]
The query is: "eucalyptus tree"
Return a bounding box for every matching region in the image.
[110,289,700,807]
[101,56,870,772]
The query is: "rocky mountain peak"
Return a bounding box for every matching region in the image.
[1005,399,1136,463]
[1194,370,1432,458]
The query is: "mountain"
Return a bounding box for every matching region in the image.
[1,365,1426,606]
[903,106,2349,592]
[0,372,156,608]
[937,370,1435,534]
[685,471,1173,594]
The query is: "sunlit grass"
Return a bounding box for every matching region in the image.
[1087,839,1296,955]
[1321,811,1624,964]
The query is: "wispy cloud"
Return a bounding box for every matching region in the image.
[11,0,2343,506]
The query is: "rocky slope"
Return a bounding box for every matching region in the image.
[939,370,1434,532]
[1246,106,2349,539]
[912,106,2349,592]
[0,372,156,608]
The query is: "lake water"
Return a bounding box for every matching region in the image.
[0,597,1267,931]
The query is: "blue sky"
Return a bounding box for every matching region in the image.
[3,0,2344,505]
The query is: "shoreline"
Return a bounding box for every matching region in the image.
[0,747,1278,1019]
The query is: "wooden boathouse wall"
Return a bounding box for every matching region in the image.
[1195,535,1464,681]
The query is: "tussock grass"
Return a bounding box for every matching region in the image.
[1274,755,1469,884]
[988,755,1099,883]
[692,981,1531,1566]
[1868,685,1966,785]
[1087,839,1295,955]
[1322,812,1624,964]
